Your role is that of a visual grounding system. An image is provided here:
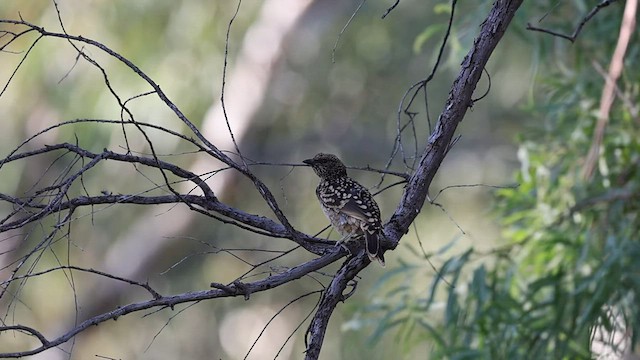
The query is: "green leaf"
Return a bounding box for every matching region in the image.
[413,23,446,54]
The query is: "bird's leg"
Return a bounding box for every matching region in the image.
[335,233,353,246]
[339,242,352,255]
[335,234,353,255]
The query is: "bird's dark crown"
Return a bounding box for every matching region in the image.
[303,153,348,179]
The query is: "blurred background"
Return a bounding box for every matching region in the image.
[0,1,539,359]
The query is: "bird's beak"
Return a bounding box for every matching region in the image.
[303,159,314,165]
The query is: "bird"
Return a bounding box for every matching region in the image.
[303,153,385,266]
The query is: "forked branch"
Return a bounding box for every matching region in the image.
[305,1,525,358]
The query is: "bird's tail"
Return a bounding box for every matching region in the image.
[364,231,385,267]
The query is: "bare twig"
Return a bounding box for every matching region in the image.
[384,0,458,177]
[412,222,454,288]
[526,0,621,43]
[0,17,299,240]
[220,0,247,167]
[381,0,401,19]
[332,0,367,63]
[244,290,322,359]
[386,0,524,243]
[1,265,162,299]
[0,142,335,254]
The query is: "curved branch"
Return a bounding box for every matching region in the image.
[0,325,49,348]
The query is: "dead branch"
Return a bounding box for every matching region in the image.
[304,0,525,358]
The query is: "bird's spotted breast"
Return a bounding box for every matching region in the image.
[305,153,385,265]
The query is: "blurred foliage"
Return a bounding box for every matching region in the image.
[359,1,640,358]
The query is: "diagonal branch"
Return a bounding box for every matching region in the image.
[304,0,525,358]
[582,0,637,180]
[304,252,369,359]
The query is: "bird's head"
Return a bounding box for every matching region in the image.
[303,153,347,179]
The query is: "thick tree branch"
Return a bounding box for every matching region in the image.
[304,0,525,358]
[304,252,369,360]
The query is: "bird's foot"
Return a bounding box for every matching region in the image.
[335,235,353,255]
[335,234,352,246]
[338,242,352,256]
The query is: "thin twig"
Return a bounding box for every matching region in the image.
[332,0,367,63]
[526,0,621,43]
[0,265,162,299]
[381,0,400,19]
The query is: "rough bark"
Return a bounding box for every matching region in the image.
[304,1,525,358]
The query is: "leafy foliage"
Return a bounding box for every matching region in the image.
[363,2,639,358]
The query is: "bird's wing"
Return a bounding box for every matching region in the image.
[339,185,381,229]
[340,194,375,222]
[317,179,381,226]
